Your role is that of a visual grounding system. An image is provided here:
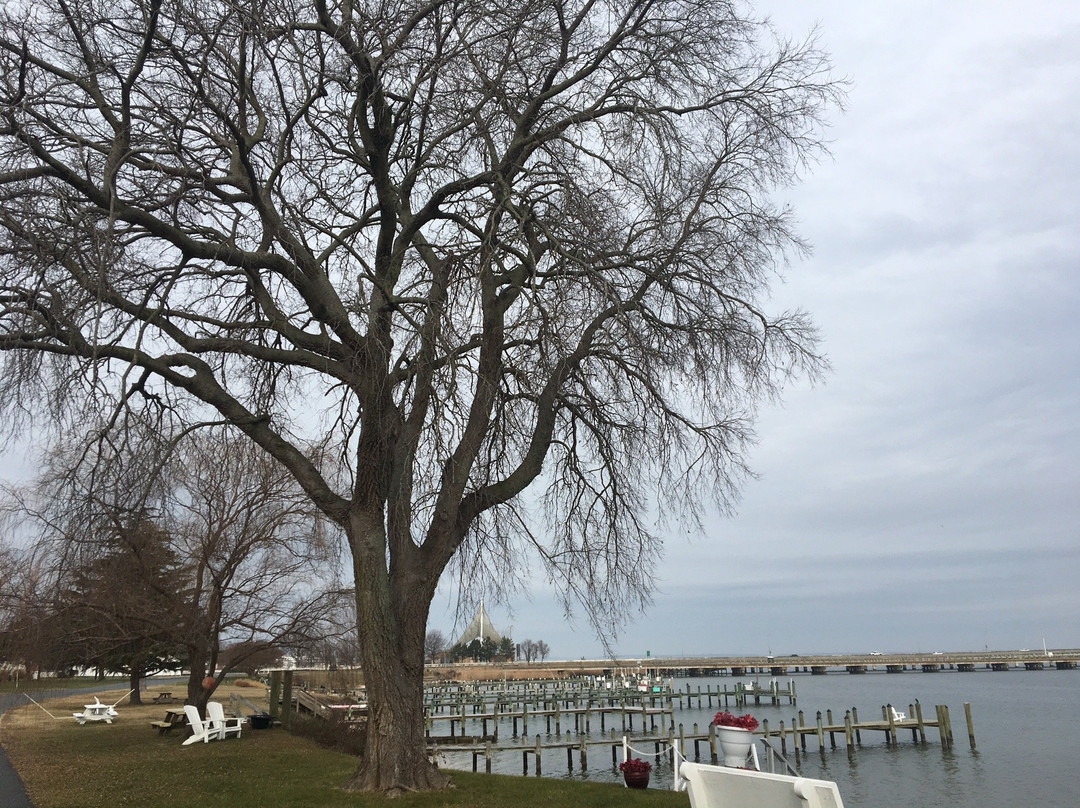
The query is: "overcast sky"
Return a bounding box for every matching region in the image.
[448,0,1080,659]
[1,1,1074,663]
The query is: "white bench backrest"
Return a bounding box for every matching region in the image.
[680,762,844,808]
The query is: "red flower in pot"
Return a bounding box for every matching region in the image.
[713,711,759,731]
[620,757,652,788]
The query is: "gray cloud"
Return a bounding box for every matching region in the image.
[484,1,1080,659]
[5,1,1077,663]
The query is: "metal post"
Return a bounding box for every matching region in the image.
[268,670,282,719]
[280,669,294,729]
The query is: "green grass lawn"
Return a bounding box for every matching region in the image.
[1,689,688,808]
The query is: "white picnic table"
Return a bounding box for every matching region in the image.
[73,697,118,724]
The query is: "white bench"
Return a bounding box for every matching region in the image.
[679,761,845,808]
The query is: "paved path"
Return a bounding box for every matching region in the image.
[0,693,39,808]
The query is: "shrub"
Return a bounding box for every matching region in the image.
[288,714,367,757]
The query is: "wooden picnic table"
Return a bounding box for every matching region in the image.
[150,708,188,735]
[152,692,175,704]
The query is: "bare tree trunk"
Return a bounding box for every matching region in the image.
[344,632,449,793]
[186,669,212,713]
[343,518,450,793]
[129,668,143,705]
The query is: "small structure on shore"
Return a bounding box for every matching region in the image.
[455,601,503,647]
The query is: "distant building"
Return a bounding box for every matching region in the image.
[455,602,502,647]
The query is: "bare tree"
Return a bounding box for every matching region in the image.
[536,640,550,662]
[0,0,840,792]
[0,542,67,679]
[218,641,284,678]
[0,541,19,656]
[424,630,447,664]
[163,428,343,709]
[3,424,342,710]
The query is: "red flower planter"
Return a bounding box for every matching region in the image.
[620,756,652,788]
[624,769,650,789]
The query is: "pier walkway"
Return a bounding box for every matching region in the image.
[429,699,970,777]
[422,678,798,740]
[440,648,1080,679]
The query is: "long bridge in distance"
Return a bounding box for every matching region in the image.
[490,649,1080,677]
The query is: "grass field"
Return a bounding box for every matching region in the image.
[0,685,687,808]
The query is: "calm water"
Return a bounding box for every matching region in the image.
[436,668,1079,807]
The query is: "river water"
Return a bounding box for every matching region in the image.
[436,667,1079,807]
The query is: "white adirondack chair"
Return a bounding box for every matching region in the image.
[181,704,216,745]
[207,701,244,740]
[680,761,845,808]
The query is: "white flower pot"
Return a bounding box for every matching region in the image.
[715,725,753,767]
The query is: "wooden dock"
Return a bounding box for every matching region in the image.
[264,668,973,781]
[419,677,798,741]
[427,700,972,776]
[425,689,678,739]
[755,700,972,758]
[671,680,798,708]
